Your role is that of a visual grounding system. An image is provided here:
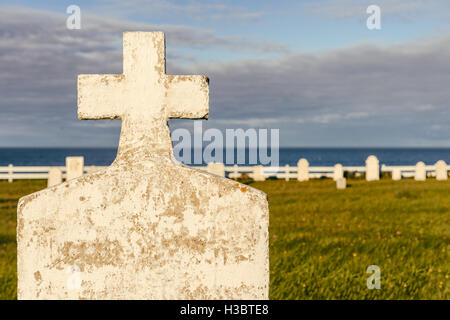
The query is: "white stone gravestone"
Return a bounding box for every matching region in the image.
[48,168,63,187]
[435,160,448,181]
[333,164,344,181]
[297,158,309,181]
[228,164,240,180]
[17,32,269,300]
[206,162,225,177]
[336,178,346,189]
[365,155,379,181]
[66,157,84,181]
[252,165,265,181]
[415,161,426,181]
[392,168,402,181]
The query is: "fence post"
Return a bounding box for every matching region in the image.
[8,164,13,183]
[228,164,240,179]
[284,165,290,181]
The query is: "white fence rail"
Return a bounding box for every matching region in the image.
[1,156,449,184]
[0,165,104,182]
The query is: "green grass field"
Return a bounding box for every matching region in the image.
[0,178,449,299]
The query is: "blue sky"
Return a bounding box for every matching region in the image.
[1,0,450,147]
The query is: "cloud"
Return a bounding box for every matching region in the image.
[96,0,264,22]
[0,6,450,147]
[170,32,450,146]
[305,0,448,21]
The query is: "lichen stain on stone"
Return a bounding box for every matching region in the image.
[34,271,42,282]
[162,229,209,256]
[52,239,124,270]
[181,284,209,300]
[235,255,249,262]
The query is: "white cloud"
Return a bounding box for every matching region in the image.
[96,0,264,22]
[305,0,448,21]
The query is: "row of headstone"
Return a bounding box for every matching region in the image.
[47,156,84,187]
[414,160,448,181]
[52,156,449,185]
[204,157,449,182]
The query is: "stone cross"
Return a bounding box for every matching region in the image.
[435,160,448,181]
[415,161,426,181]
[17,32,269,300]
[284,164,290,181]
[365,155,379,181]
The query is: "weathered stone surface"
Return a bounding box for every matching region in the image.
[333,164,344,181]
[336,177,346,189]
[252,165,265,181]
[365,155,379,181]
[415,161,426,181]
[297,158,309,181]
[392,168,402,181]
[66,157,84,181]
[47,168,63,187]
[206,162,225,177]
[435,160,448,181]
[17,32,269,300]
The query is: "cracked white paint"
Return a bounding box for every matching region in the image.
[17,32,269,300]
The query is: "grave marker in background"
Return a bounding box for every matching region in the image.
[435,160,448,181]
[365,155,379,181]
[415,161,426,181]
[392,168,402,181]
[47,168,63,187]
[65,157,84,181]
[336,177,346,189]
[297,158,309,181]
[206,162,225,177]
[252,165,265,181]
[334,164,344,181]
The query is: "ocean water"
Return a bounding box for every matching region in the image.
[1,147,450,167]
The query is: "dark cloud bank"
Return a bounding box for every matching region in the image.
[0,7,449,147]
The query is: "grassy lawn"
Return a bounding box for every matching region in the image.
[0,178,449,299]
